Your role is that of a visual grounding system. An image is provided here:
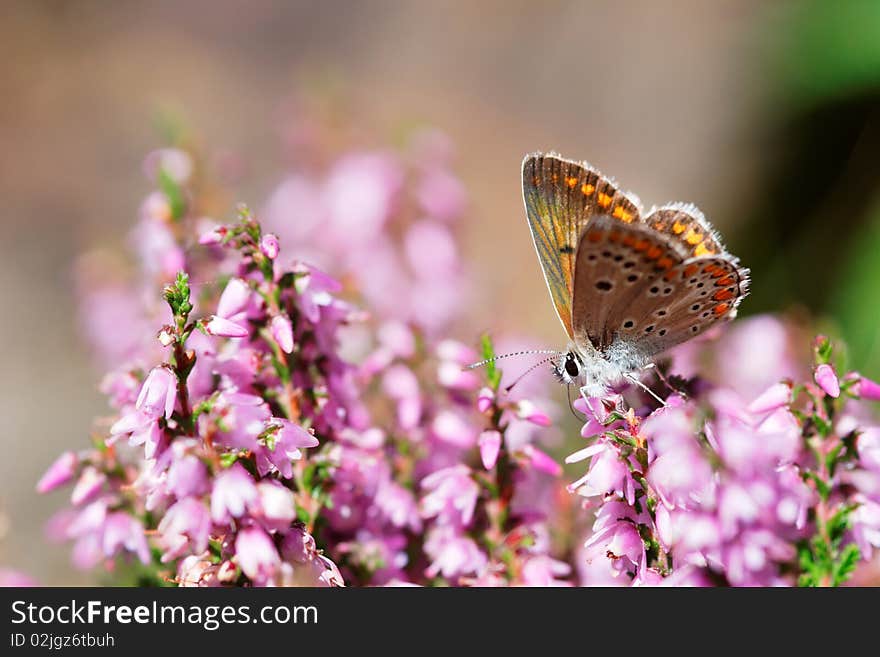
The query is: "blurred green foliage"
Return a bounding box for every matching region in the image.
[744,0,880,377]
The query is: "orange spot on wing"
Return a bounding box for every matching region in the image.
[656,257,674,270]
[646,245,663,259]
[713,289,735,301]
[716,276,734,286]
[581,183,595,196]
[587,230,604,243]
[672,221,686,234]
[684,228,702,245]
[622,235,636,247]
[664,270,678,281]
[634,239,650,252]
[597,192,612,208]
[693,242,714,257]
[609,231,621,243]
[566,176,578,188]
[713,303,730,316]
[612,206,634,223]
[683,264,700,277]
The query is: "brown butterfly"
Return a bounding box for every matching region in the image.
[519,152,749,398]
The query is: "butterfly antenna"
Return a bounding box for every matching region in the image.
[503,355,558,394]
[464,349,562,371]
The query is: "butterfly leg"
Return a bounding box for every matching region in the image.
[579,385,630,416]
[624,373,668,407]
[641,362,689,400]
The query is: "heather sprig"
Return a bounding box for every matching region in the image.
[570,323,880,586]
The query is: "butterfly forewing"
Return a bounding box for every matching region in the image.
[522,153,643,338]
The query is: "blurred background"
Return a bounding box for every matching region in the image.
[3,0,880,584]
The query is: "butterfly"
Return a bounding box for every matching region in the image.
[520,152,749,398]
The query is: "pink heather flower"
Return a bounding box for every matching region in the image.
[70,467,106,506]
[210,393,271,451]
[431,410,477,448]
[377,321,416,358]
[855,375,880,401]
[136,366,177,421]
[177,554,221,587]
[235,526,281,584]
[217,278,251,319]
[747,382,791,415]
[157,498,212,562]
[851,495,880,558]
[585,502,645,577]
[521,444,562,477]
[420,465,479,526]
[167,454,209,499]
[437,360,480,390]
[479,430,502,470]
[211,463,259,523]
[424,526,487,579]
[435,339,476,365]
[37,452,78,493]
[375,480,422,531]
[519,555,572,587]
[0,569,38,587]
[254,481,296,531]
[143,148,193,184]
[568,439,635,504]
[256,418,319,479]
[382,364,422,429]
[516,400,552,427]
[102,512,150,564]
[857,427,880,472]
[814,364,840,398]
[404,220,458,277]
[476,387,494,413]
[204,315,249,338]
[324,151,403,241]
[260,233,280,259]
[271,315,294,354]
[198,225,227,245]
[416,167,466,222]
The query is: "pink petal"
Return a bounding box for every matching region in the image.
[478,430,502,470]
[815,364,840,398]
[205,315,249,338]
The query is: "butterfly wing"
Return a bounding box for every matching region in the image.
[571,215,689,350]
[643,202,725,258]
[571,215,749,357]
[522,153,643,338]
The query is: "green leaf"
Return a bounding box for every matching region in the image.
[163,271,193,324]
[812,414,832,438]
[833,543,862,586]
[158,167,186,220]
[805,471,831,501]
[480,334,502,391]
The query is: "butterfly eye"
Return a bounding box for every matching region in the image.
[564,355,580,377]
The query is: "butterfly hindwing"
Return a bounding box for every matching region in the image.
[571,215,749,358]
[522,153,643,338]
[610,255,749,357]
[570,215,689,351]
